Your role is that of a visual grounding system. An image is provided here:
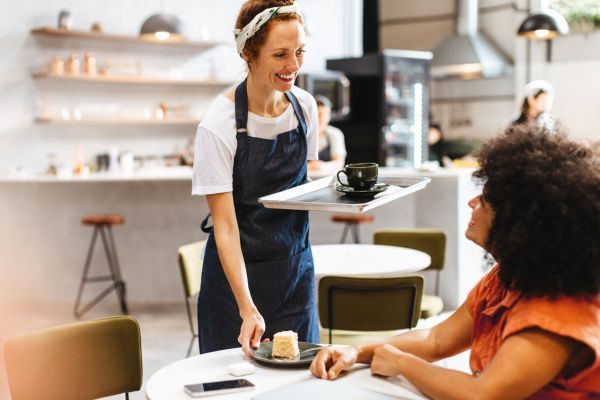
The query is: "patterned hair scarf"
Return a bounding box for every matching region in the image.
[234,4,301,57]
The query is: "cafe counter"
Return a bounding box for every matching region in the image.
[0,167,484,310]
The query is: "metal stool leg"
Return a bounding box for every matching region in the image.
[101,225,128,315]
[74,224,128,318]
[339,223,350,244]
[351,223,360,243]
[74,226,99,318]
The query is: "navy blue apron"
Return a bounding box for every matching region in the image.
[198,80,319,353]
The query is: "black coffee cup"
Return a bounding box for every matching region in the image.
[337,162,378,190]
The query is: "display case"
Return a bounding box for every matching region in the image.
[326,50,432,168]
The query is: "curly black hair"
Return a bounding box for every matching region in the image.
[473,125,600,298]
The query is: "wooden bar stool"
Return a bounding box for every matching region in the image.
[331,214,375,243]
[74,214,128,318]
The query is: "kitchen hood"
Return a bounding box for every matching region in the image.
[430,0,512,79]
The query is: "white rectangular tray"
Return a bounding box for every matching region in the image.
[259,175,430,213]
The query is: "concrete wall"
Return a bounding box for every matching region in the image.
[379,0,600,141]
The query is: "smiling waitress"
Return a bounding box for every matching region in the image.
[192,0,319,354]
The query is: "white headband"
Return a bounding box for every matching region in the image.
[234,4,301,57]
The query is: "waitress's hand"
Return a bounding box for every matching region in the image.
[239,309,265,356]
[310,346,359,380]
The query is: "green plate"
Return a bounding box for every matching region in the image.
[336,183,390,197]
[250,341,323,368]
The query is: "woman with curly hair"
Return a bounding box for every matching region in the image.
[311,125,600,399]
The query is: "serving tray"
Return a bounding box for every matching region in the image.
[259,175,430,213]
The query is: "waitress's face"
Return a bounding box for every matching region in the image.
[249,19,306,92]
[466,193,495,250]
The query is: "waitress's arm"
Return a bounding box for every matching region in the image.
[206,192,265,355]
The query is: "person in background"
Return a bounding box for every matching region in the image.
[311,124,600,399]
[308,95,347,175]
[428,113,447,167]
[192,0,319,354]
[511,80,555,131]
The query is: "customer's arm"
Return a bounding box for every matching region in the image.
[372,327,582,400]
[311,303,472,379]
[207,192,265,355]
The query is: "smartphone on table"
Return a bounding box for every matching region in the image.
[184,378,255,397]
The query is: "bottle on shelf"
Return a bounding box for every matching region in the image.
[58,10,72,30]
[65,54,81,75]
[49,56,64,75]
[83,52,97,76]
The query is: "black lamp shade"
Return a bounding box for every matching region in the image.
[140,14,184,41]
[517,9,569,40]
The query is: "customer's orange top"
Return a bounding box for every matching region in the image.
[466,265,600,399]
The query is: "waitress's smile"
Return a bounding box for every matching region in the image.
[276,72,296,83]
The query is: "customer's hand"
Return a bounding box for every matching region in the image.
[310,346,359,380]
[370,343,405,377]
[238,309,265,356]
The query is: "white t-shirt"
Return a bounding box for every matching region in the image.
[321,125,347,159]
[192,85,318,195]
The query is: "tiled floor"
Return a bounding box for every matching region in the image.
[0,304,470,400]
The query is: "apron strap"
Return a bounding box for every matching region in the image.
[200,214,213,233]
[285,90,308,137]
[234,80,249,134]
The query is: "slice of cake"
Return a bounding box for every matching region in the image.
[271,330,300,359]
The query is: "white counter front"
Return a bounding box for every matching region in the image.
[0,168,485,310]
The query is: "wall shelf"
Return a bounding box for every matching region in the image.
[35,117,200,126]
[31,27,228,51]
[32,72,234,87]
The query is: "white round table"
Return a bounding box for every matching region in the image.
[311,244,430,278]
[146,348,427,400]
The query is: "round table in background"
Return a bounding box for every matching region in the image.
[311,244,430,278]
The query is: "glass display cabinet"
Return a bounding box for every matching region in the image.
[326,50,432,168]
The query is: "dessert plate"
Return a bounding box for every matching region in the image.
[249,341,323,368]
[336,182,390,197]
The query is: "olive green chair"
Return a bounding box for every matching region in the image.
[319,276,423,344]
[178,240,206,357]
[374,229,446,319]
[4,316,142,400]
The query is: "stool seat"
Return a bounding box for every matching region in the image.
[331,213,375,243]
[82,215,125,226]
[331,214,375,224]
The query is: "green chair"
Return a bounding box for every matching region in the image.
[374,229,446,318]
[178,240,206,357]
[318,276,423,344]
[4,316,142,400]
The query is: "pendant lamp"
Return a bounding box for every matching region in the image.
[517,8,569,40]
[139,14,184,41]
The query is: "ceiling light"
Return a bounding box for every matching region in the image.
[517,9,569,40]
[140,14,184,42]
